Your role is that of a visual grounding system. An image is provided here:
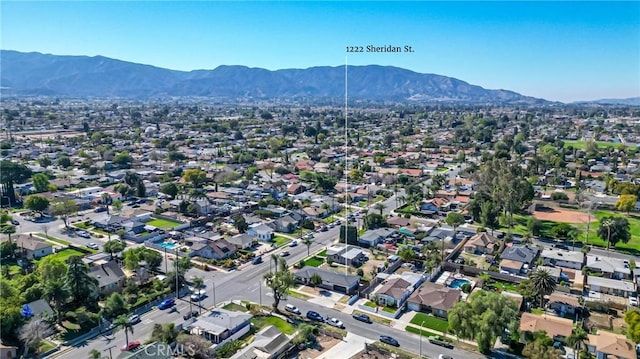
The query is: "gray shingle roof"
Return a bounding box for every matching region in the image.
[294,267,360,288]
[501,245,540,264]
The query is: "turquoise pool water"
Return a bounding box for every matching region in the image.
[449,278,471,289]
[156,241,177,249]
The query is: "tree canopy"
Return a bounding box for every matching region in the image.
[448,290,519,353]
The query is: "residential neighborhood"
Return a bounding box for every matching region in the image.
[1,99,640,359]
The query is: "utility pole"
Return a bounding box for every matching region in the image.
[104,345,115,359]
[164,246,168,274]
[212,281,216,308]
[174,249,179,299]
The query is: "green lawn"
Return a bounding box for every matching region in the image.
[563,140,634,151]
[286,290,312,300]
[531,309,545,315]
[251,315,296,334]
[40,248,86,263]
[37,339,56,354]
[493,281,519,293]
[382,306,396,313]
[410,313,450,332]
[273,235,290,247]
[304,257,324,267]
[223,303,248,312]
[73,222,91,229]
[317,249,327,257]
[405,325,440,338]
[364,301,377,308]
[574,211,640,254]
[146,218,182,229]
[35,233,71,245]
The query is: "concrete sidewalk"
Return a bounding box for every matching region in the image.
[316,332,372,359]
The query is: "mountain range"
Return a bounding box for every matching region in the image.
[1,50,550,104]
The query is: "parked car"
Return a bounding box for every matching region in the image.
[94,207,107,213]
[439,355,453,359]
[183,311,199,320]
[77,231,91,238]
[10,219,19,225]
[121,340,141,351]
[252,256,263,265]
[320,226,328,232]
[326,317,344,328]
[190,290,207,302]
[281,250,290,257]
[128,314,140,324]
[284,304,301,314]
[289,241,298,247]
[87,243,99,250]
[630,296,638,307]
[306,310,323,322]
[429,336,454,349]
[352,313,372,323]
[158,298,175,310]
[380,335,399,347]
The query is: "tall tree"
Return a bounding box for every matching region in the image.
[598,216,631,250]
[43,278,68,323]
[263,257,294,312]
[103,240,126,260]
[182,169,207,188]
[113,314,134,349]
[373,203,386,216]
[624,309,640,343]
[24,195,50,215]
[480,201,499,235]
[31,173,51,193]
[19,318,53,358]
[448,290,519,353]
[50,198,79,229]
[160,183,179,199]
[615,194,637,214]
[302,237,314,257]
[0,160,32,206]
[101,192,111,214]
[529,268,557,308]
[64,256,98,303]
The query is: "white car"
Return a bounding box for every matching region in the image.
[630,296,638,307]
[284,304,301,314]
[326,317,344,328]
[191,290,207,302]
[77,231,91,238]
[87,243,99,250]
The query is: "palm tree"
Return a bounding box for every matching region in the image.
[374,203,386,216]
[599,217,616,250]
[88,349,102,359]
[101,192,111,214]
[302,237,314,257]
[309,273,323,287]
[113,314,134,348]
[44,278,68,323]
[398,246,415,263]
[529,268,557,308]
[566,325,588,353]
[191,276,204,290]
[270,253,280,273]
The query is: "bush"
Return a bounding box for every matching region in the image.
[64,311,77,322]
[357,268,364,276]
[551,192,569,201]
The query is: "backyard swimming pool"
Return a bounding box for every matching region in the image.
[448,278,471,289]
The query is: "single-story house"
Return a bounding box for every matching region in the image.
[89,261,126,296]
[14,234,53,259]
[499,259,525,275]
[547,292,581,318]
[374,278,412,308]
[294,267,360,294]
[189,239,236,260]
[518,313,573,342]
[406,282,460,319]
[326,245,366,267]
[464,232,498,254]
[24,299,55,320]
[586,331,636,359]
[541,248,585,270]
[231,325,291,359]
[587,276,637,298]
[247,223,274,242]
[268,215,298,233]
[358,228,394,247]
[586,255,633,280]
[227,233,256,249]
[500,245,540,269]
[190,309,253,347]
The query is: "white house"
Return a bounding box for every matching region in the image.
[541,248,584,270]
[247,223,274,242]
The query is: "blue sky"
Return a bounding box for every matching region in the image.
[2,1,639,102]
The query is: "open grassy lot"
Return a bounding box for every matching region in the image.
[223,302,248,312]
[251,315,296,334]
[146,218,182,229]
[575,211,640,254]
[410,313,450,332]
[563,140,634,151]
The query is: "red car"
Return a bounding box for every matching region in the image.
[121,341,141,351]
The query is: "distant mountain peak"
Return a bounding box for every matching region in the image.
[0,49,549,104]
